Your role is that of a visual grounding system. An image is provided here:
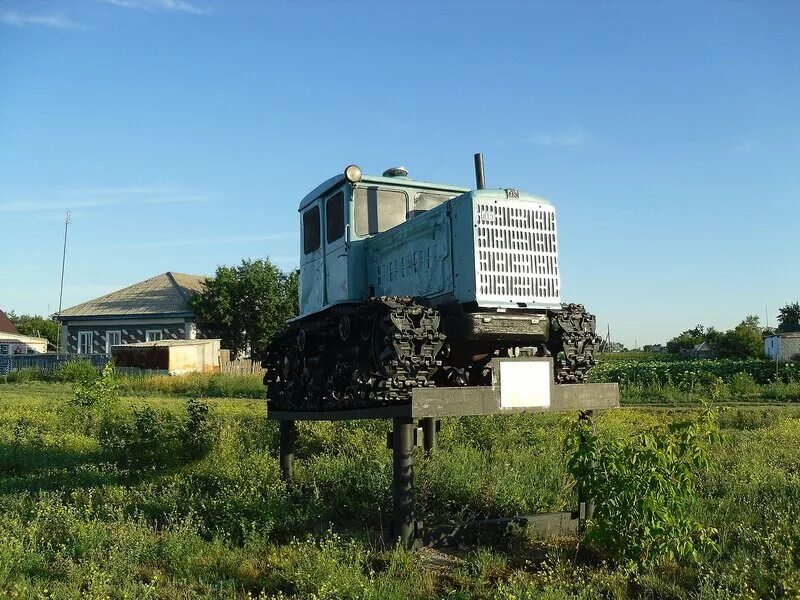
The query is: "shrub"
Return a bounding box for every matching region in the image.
[729,372,760,398]
[99,398,214,468]
[568,408,720,568]
[54,359,101,383]
[182,398,213,459]
[69,362,119,435]
[3,368,47,384]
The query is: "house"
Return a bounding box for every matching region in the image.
[684,341,716,359]
[765,332,800,362]
[55,272,206,355]
[0,309,48,355]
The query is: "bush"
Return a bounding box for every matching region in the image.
[69,362,119,435]
[183,397,213,459]
[568,408,720,568]
[729,372,760,398]
[54,359,101,383]
[2,368,47,384]
[99,398,215,468]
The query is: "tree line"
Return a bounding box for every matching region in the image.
[666,302,800,359]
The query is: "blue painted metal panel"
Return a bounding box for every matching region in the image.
[365,202,454,300]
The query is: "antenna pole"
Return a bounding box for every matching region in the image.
[56,210,71,354]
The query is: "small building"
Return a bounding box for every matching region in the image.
[112,339,221,375]
[685,341,716,359]
[765,332,800,362]
[56,272,206,355]
[0,309,48,355]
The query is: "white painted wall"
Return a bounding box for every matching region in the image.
[765,334,800,362]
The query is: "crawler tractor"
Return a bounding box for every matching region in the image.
[264,156,600,411]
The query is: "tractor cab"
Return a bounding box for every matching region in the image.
[297,166,468,316]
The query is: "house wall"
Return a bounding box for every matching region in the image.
[0,334,48,355]
[765,334,800,362]
[60,317,198,354]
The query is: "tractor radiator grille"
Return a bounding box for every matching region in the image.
[474,201,560,306]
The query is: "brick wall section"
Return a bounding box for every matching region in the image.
[783,335,800,361]
[66,325,187,354]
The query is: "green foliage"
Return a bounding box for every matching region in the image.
[666,316,766,360]
[712,315,765,359]
[116,371,264,398]
[54,359,102,383]
[591,356,800,388]
[98,398,215,468]
[5,312,59,349]
[778,301,800,328]
[666,324,708,354]
[568,409,720,568]
[4,382,800,596]
[183,397,213,459]
[69,362,119,435]
[729,372,760,397]
[190,258,299,360]
[71,362,118,410]
[2,368,46,383]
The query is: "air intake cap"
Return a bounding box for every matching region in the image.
[382,166,408,178]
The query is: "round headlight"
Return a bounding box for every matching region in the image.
[344,164,362,183]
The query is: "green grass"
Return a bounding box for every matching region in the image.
[1,381,800,597]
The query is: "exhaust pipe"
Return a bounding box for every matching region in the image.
[473,153,486,189]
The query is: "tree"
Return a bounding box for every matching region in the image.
[7,312,59,350]
[666,325,707,355]
[778,302,800,329]
[712,315,764,359]
[190,258,299,360]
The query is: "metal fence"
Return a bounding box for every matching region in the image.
[0,353,110,376]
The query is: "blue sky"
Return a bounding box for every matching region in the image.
[1,0,798,347]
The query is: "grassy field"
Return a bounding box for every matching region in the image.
[1,380,800,598]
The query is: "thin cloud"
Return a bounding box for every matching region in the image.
[0,186,208,213]
[0,10,80,28]
[124,234,297,249]
[99,0,209,15]
[527,128,588,148]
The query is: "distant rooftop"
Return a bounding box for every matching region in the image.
[57,272,206,319]
[0,309,19,335]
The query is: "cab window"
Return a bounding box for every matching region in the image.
[409,192,455,218]
[354,187,407,236]
[326,191,345,243]
[303,206,321,254]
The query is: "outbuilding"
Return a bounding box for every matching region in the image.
[765,332,800,362]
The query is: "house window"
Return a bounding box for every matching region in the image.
[78,332,93,355]
[146,330,163,342]
[106,331,122,354]
[0,344,8,355]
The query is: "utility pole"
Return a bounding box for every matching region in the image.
[55,210,71,354]
[602,324,612,354]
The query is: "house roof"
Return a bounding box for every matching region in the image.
[0,310,19,334]
[57,272,206,320]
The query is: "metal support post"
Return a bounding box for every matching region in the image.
[577,410,595,531]
[420,417,438,455]
[279,420,297,483]
[392,416,416,547]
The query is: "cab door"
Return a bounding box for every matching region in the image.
[299,201,324,315]
[323,189,348,304]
